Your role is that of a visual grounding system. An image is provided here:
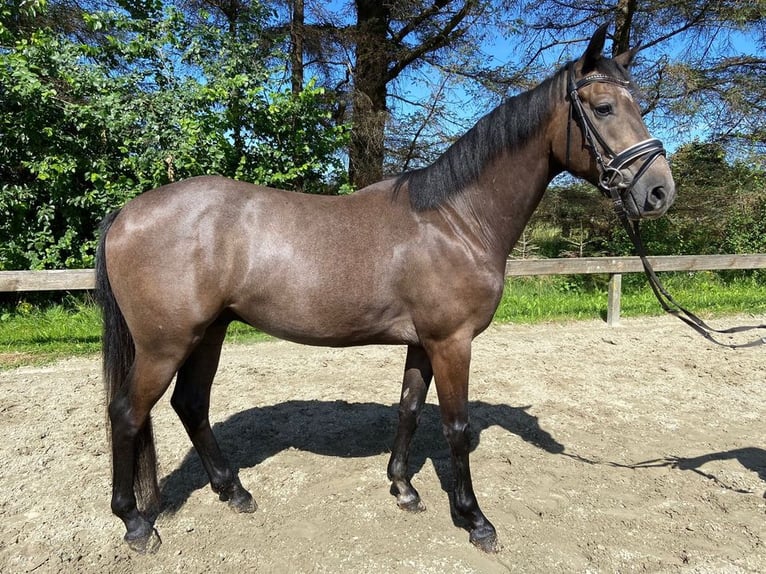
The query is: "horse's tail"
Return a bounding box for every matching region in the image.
[96,210,160,514]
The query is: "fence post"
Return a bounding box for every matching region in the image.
[607,273,622,327]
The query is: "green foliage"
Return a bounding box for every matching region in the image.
[0,296,266,367]
[239,81,350,193]
[1,28,116,269]
[531,142,766,265]
[0,296,102,361]
[0,3,349,270]
[634,142,766,256]
[2,2,763,273]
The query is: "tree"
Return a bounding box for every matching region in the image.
[278,1,764,187]
[350,0,503,187]
[4,0,765,270]
[289,0,304,94]
[277,0,499,188]
[515,0,766,153]
[0,1,349,269]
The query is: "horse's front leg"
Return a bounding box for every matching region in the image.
[427,335,498,553]
[387,345,433,511]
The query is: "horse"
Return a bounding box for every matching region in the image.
[95,24,675,554]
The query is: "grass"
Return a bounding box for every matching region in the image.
[0,302,102,367]
[1,272,763,368]
[495,272,766,323]
[0,298,271,368]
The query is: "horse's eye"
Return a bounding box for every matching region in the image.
[594,103,613,117]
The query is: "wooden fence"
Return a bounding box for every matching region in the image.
[1,254,765,326]
[503,254,766,326]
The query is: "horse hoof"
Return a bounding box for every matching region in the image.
[229,492,257,514]
[125,527,162,554]
[220,488,257,514]
[397,497,426,513]
[469,527,498,553]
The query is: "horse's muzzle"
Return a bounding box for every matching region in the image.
[641,182,675,218]
[625,157,676,220]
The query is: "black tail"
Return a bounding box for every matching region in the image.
[96,211,160,514]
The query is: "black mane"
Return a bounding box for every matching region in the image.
[394,65,568,211]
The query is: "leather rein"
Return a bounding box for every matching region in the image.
[566,62,766,349]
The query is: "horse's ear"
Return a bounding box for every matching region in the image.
[580,23,609,73]
[614,44,641,68]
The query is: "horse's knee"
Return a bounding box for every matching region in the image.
[442,419,471,451]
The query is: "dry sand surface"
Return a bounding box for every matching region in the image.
[2,315,766,573]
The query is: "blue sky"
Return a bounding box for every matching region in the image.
[303,3,762,158]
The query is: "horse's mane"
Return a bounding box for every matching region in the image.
[395,57,636,211]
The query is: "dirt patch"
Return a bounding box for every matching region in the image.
[2,316,765,573]
[0,352,41,370]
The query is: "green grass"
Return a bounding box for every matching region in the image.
[1,272,763,368]
[494,272,766,323]
[0,301,103,366]
[0,299,270,368]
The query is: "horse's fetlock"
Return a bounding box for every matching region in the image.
[454,493,479,517]
[210,471,238,496]
[111,488,141,516]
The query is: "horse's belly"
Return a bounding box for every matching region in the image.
[231,293,418,347]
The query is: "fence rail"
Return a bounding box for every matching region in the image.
[0,269,97,292]
[2,254,765,325]
[504,254,766,276]
[505,254,766,326]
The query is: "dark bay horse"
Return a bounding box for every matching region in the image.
[96,25,675,554]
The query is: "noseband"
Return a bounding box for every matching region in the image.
[565,61,766,349]
[566,61,666,218]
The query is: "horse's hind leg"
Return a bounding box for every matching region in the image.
[387,345,433,511]
[109,352,178,553]
[170,322,256,513]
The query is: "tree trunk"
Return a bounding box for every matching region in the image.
[613,0,637,56]
[223,4,245,164]
[290,0,304,95]
[349,0,390,189]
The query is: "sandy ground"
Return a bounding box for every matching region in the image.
[2,315,766,573]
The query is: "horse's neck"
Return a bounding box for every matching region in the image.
[448,133,558,263]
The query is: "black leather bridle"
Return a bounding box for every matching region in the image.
[566,62,766,349]
[566,61,666,216]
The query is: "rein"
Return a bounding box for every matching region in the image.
[566,62,766,349]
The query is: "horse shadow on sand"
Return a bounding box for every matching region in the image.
[159,399,564,514]
[159,400,766,517]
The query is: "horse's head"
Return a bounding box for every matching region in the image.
[552,25,676,220]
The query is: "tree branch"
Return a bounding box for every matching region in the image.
[391,0,451,44]
[387,1,476,82]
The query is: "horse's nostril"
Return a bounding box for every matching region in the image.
[648,186,666,209]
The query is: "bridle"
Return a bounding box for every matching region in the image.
[566,61,666,217]
[566,61,766,349]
